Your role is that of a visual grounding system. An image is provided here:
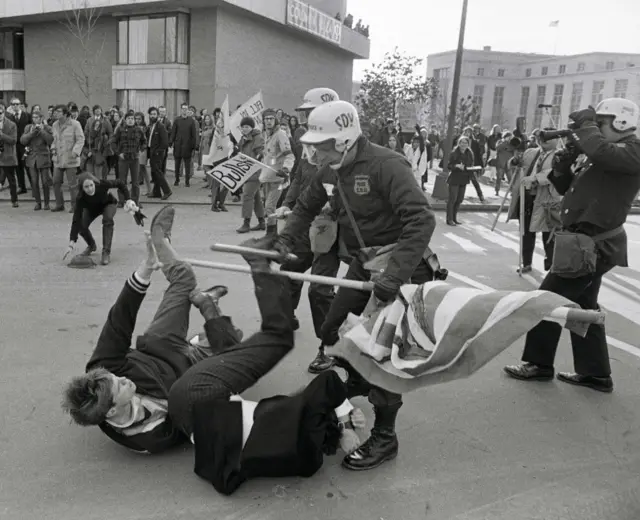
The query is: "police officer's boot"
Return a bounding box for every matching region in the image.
[342,402,401,471]
[307,344,335,373]
[250,217,266,231]
[237,218,251,234]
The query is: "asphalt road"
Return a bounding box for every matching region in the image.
[1,205,639,520]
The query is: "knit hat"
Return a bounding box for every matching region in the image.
[240,116,255,128]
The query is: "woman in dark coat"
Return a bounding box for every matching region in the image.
[66,172,133,266]
[446,136,475,226]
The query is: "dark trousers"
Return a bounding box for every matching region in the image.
[79,204,116,253]
[446,183,466,222]
[149,150,171,197]
[470,173,483,199]
[168,271,295,435]
[174,155,192,183]
[321,256,433,408]
[282,242,341,340]
[520,202,555,269]
[522,266,612,377]
[0,166,18,203]
[118,158,139,204]
[16,152,29,191]
[30,166,52,205]
[211,181,228,208]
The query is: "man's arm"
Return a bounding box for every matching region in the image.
[169,119,177,147]
[572,125,640,175]
[278,130,295,172]
[86,271,150,372]
[19,124,34,146]
[282,159,304,208]
[279,171,329,246]
[41,125,54,146]
[157,123,169,150]
[72,121,85,157]
[0,121,17,144]
[103,179,131,201]
[378,157,437,283]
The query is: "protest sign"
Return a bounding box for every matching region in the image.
[202,132,233,166]
[229,92,265,141]
[204,153,276,194]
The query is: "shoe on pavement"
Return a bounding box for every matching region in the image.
[100,252,110,265]
[81,244,97,256]
[557,372,613,393]
[150,205,175,240]
[250,219,266,231]
[503,362,554,381]
[308,345,335,374]
[517,265,533,274]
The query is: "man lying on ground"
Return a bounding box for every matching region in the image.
[62,206,240,454]
[166,235,366,495]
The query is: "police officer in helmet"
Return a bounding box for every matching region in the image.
[275,100,438,471]
[505,98,640,393]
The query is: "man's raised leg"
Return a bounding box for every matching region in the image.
[168,236,295,435]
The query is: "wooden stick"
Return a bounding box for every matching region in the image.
[185,258,606,325]
[210,243,299,263]
[518,175,526,277]
[491,167,519,232]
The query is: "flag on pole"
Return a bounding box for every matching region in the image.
[549,20,559,27]
[326,282,584,394]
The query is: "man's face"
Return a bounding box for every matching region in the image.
[311,140,342,169]
[94,108,102,118]
[159,107,166,118]
[32,113,42,125]
[180,105,188,117]
[149,110,158,123]
[55,108,66,121]
[106,374,137,420]
[264,115,276,130]
[125,115,135,126]
[597,116,624,143]
[187,109,194,117]
[71,111,79,120]
[241,124,253,136]
[48,108,53,117]
[11,100,20,112]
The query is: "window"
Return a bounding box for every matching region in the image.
[533,85,546,129]
[525,68,532,77]
[497,68,504,77]
[116,89,188,120]
[473,85,485,118]
[491,86,505,125]
[577,62,585,72]
[570,82,583,113]
[614,79,628,99]
[477,67,484,76]
[606,61,614,71]
[519,86,530,117]
[591,80,605,105]
[433,67,450,80]
[0,29,24,70]
[551,84,564,122]
[558,64,566,74]
[541,66,548,76]
[117,13,189,65]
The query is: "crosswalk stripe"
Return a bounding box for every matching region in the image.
[443,233,487,254]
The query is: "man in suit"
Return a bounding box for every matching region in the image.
[147,106,171,200]
[8,97,31,193]
[158,106,172,177]
[169,102,198,187]
[0,103,19,207]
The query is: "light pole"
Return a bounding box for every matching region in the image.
[441,0,469,173]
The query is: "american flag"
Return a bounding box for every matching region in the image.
[326,282,584,394]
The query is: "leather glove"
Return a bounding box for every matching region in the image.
[568,106,597,129]
[373,273,403,302]
[272,236,293,263]
[552,146,580,174]
[133,209,147,227]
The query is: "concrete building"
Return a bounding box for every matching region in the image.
[0,0,369,118]
[427,46,640,132]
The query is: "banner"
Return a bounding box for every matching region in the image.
[229,92,265,142]
[202,131,233,166]
[204,153,276,194]
[221,94,230,135]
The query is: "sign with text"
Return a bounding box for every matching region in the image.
[204,153,275,194]
[229,91,265,142]
[286,0,342,46]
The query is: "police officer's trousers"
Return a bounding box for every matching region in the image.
[322,256,433,407]
[521,266,612,377]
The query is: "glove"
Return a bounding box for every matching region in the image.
[123,199,138,214]
[568,106,597,129]
[373,273,403,302]
[274,206,291,219]
[553,147,580,174]
[272,236,293,262]
[133,209,147,227]
[63,242,75,261]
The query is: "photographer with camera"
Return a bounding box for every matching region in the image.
[21,111,54,210]
[504,99,640,393]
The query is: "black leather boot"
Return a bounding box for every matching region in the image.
[307,345,335,373]
[342,402,401,471]
[250,218,266,231]
[101,224,114,265]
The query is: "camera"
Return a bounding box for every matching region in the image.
[539,121,577,142]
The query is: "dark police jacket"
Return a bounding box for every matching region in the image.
[548,125,640,268]
[280,136,436,283]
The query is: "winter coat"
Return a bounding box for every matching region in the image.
[85,118,112,165]
[170,116,198,158]
[21,123,54,169]
[261,124,294,183]
[0,118,18,167]
[526,149,563,233]
[238,129,265,183]
[52,118,85,168]
[447,147,475,186]
[496,139,516,170]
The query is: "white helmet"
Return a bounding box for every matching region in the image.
[297,87,339,111]
[595,98,639,132]
[300,101,361,169]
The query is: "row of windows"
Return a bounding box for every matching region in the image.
[0,30,25,70]
[116,89,189,120]
[471,78,629,128]
[473,61,635,79]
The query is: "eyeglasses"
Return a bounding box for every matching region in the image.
[11,102,19,106]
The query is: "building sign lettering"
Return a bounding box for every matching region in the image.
[287,0,342,46]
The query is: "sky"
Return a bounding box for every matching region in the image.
[348,0,640,81]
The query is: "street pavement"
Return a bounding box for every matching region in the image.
[1,205,640,520]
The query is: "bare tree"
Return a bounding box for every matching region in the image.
[57,0,107,105]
